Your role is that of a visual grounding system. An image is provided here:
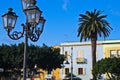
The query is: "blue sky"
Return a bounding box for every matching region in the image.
[0,0,120,46]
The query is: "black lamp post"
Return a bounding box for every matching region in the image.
[2,0,46,80]
[64,47,73,80]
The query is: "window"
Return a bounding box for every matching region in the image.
[64,51,70,59]
[65,68,69,74]
[78,68,83,75]
[65,51,68,58]
[118,50,120,57]
[77,50,86,63]
[78,68,85,75]
[77,50,84,58]
[110,50,116,58]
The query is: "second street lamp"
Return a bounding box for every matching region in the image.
[64,47,73,80]
[2,0,46,80]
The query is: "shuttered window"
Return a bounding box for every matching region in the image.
[77,50,84,58]
[65,68,69,74]
[78,68,85,75]
[110,50,116,58]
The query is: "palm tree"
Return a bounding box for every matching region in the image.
[77,9,113,80]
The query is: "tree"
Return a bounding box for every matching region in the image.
[35,44,65,74]
[0,43,65,79]
[93,58,120,80]
[77,9,112,80]
[0,44,23,80]
[93,57,120,80]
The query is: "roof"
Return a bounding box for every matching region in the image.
[60,40,120,46]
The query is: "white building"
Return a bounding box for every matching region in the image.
[60,40,120,80]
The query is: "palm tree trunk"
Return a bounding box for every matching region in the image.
[107,72,112,80]
[91,36,97,80]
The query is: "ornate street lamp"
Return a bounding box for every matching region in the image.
[2,0,46,80]
[64,47,73,80]
[21,0,36,11]
[2,8,18,32]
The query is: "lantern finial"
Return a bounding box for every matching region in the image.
[8,8,13,12]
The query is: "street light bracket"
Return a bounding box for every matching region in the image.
[8,31,24,40]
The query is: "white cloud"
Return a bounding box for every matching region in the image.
[62,0,69,11]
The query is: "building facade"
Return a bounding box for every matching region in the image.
[60,40,120,80]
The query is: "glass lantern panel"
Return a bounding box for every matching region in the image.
[22,0,31,10]
[37,20,44,32]
[2,15,7,28]
[36,22,44,34]
[35,10,40,23]
[37,22,42,31]
[27,10,35,23]
[39,17,45,32]
[26,9,40,24]
[7,15,17,29]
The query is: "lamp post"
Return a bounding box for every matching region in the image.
[65,47,73,80]
[2,0,46,80]
[71,47,73,80]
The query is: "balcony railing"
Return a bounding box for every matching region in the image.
[76,57,87,64]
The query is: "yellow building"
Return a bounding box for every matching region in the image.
[103,40,120,58]
[103,40,120,79]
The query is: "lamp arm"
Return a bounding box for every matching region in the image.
[8,31,24,40]
[29,30,41,42]
[7,25,25,40]
[29,23,43,42]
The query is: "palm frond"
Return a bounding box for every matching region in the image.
[77,9,113,41]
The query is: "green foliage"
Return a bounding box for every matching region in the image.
[35,44,65,72]
[93,57,120,80]
[77,9,112,41]
[0,43,65,78]
[0,43,23,79]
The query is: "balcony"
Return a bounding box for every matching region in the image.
[76,57,87,64]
